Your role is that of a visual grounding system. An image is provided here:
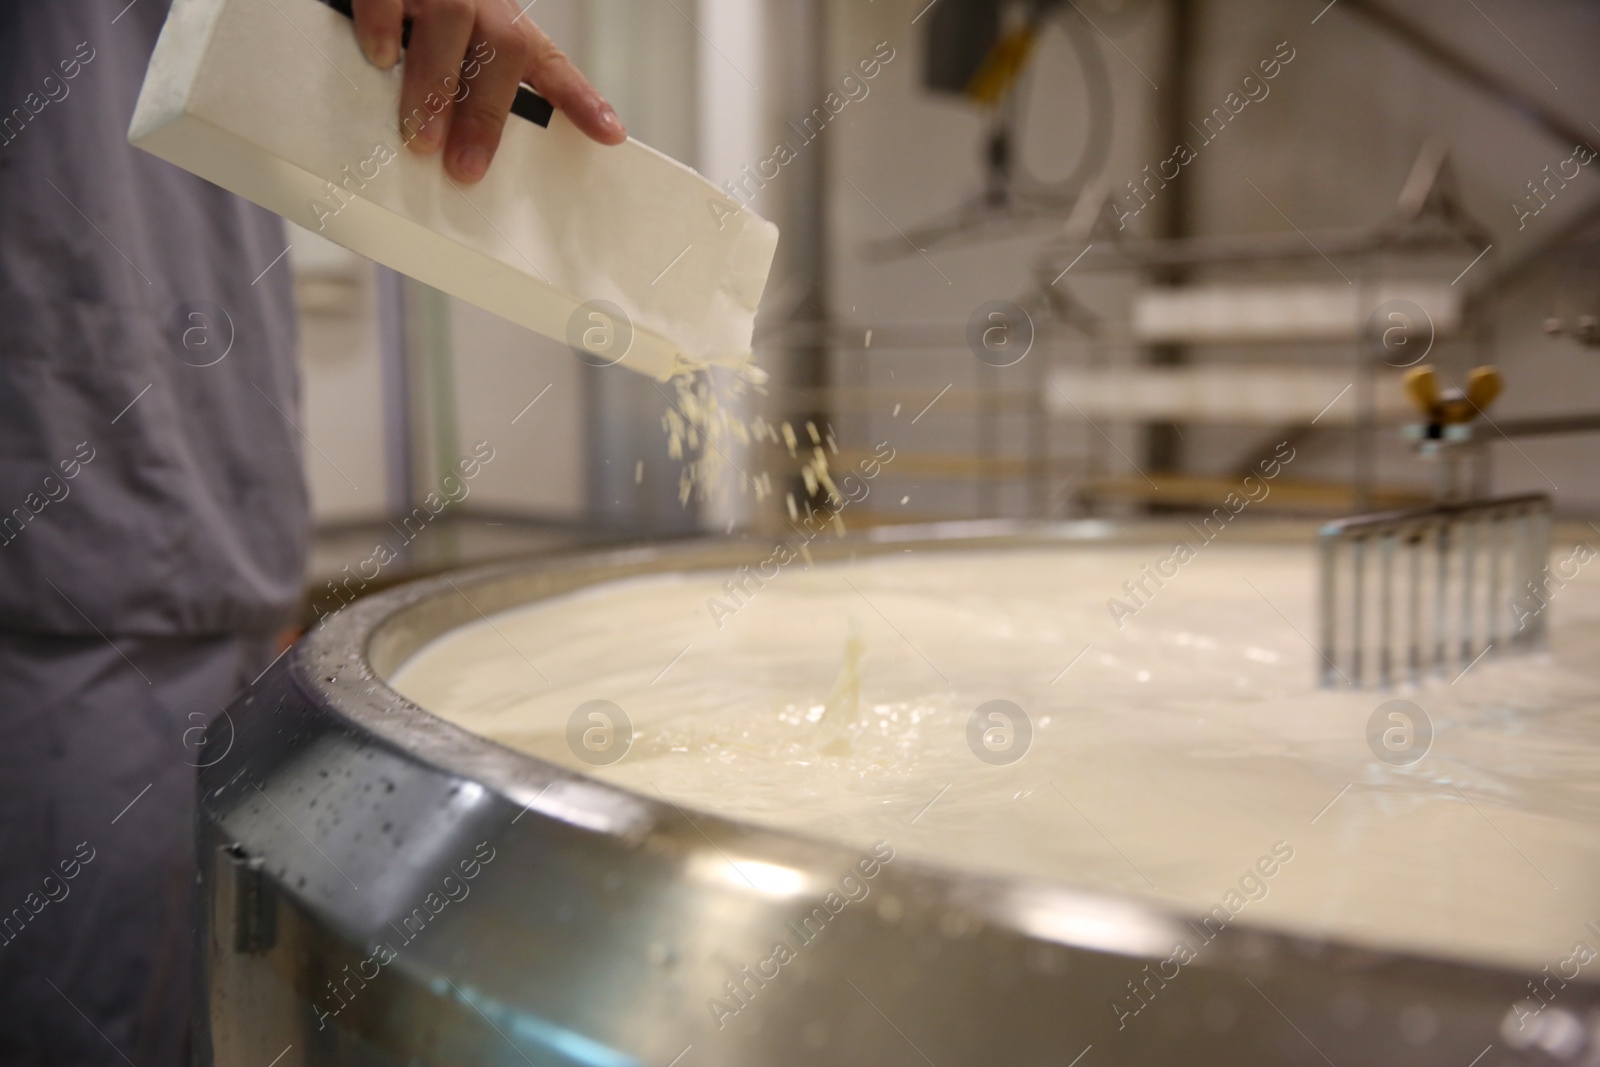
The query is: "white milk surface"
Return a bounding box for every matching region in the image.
[390,541,1600,972]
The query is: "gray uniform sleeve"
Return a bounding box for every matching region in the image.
[0,0,310,636]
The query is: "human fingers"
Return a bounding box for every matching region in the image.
[441,5,529,181]
[351,0,405,69]
[397,0,475,154]
[522,21,625,146]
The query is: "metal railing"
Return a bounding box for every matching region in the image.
[1317,493,1552,688]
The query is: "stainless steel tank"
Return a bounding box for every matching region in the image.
[198,523,1599,1067]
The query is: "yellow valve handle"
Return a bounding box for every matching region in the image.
[965,28,1038,108]
[1404,366,1440,418]
[1464,366,1503,415]
[1403,365,1502,425]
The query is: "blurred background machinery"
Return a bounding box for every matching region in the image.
[284,0,1600,620]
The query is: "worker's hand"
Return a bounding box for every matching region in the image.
[351,0,626,183]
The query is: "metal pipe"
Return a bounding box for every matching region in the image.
[1408,532,1422,684]
[1037,224,1478,275]
[1434,524,1449,674]
[1487,512,1503,653]
[1352,536,1366,687]
[1319,533,1338,688]
[1495,412,1600,438]
[1335,0,1597,151]
[1379,533,1394,688]
[1460,519,1477,664]
[1144,0,1199,477]
[1511,511,1531,652]
[1530,508,1554,648]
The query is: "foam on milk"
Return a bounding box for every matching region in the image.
[390,542,1600,972]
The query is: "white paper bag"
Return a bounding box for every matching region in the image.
[130,0,779,380]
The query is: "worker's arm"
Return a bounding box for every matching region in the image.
[350,0,627,183]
